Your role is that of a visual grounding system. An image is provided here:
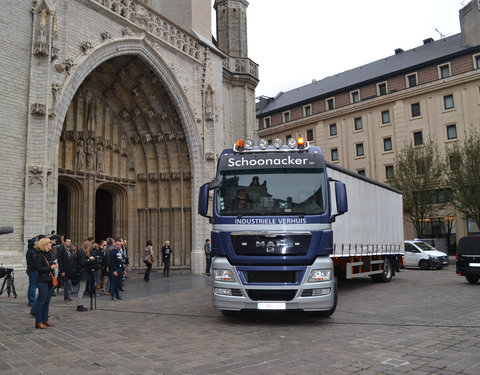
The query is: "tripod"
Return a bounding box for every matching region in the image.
[0,269,17,298]
[88,268,97,310]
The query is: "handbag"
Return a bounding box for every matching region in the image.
[42,254,58,287]
[146,255,154,265]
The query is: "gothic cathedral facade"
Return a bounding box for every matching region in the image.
[0,0,258,293]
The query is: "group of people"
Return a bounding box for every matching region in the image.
[26,234,129,329]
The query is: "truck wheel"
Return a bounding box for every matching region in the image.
[372,258,393,283]
[313,280,337,317]
[419,260,429,270]
[466,275,480,284]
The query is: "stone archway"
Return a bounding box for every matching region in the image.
[57,55,193,270]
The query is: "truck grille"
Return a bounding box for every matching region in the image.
[247,289,297,301]
[231,233,311,256]
[243,270,299,283]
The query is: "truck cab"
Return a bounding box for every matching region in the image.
[198,138,347,315]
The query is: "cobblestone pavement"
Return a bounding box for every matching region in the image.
[1,261,479,375]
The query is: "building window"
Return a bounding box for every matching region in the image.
[385,165,394,180]
[283,111,291,123]
[444,94,454,110]
[377,82,387,96]
[263,117,271,128]
[331,148,339,161]
[411,102,421,117]
[439,63,451,79]
[475,54,480,69]
[326,98,335,110]
[357,169,366,176]
[381,110,390,124]
[447,124,457,140]
[354,117,362,131]
[413,131,423,146]
[383,137,392,152]
[306,129,314,142]
[303,105,312,117]
[406,73,417,87]
[356,143,364,157]
[449,155,458,171]
[351,90,360,103]
[329,123,337,136]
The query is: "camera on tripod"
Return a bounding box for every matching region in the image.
[0,267,13,279]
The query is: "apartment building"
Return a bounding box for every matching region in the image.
[257,1,480,246]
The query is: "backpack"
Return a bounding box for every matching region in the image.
[65,250,79,280]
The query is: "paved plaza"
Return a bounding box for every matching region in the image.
[0,261,479,375]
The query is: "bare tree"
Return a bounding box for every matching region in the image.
[390,141,446,237]
[447,132,480,230]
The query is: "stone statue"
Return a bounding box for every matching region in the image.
[96,144,104,172]
[76,139,85,170]
[86,138,95,170]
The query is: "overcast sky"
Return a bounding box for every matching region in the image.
[229,0,467,98]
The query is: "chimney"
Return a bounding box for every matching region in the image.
[460,0,480,46]
[423,38,434,45]
[394,48,404,54]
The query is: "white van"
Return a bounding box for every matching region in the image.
[404,240,449,270]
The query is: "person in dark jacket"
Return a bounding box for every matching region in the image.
[33,237,57,329]
[161,240,173,277]
[76,240,95,312]
[109,238,125,300]
[26,239,38,306]
[58,238,74,303]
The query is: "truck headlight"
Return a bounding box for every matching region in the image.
[213,269,235,282]
[308,269,332,282]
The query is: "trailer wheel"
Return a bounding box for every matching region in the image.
[466,275,480,284]
[372,258,393,283]
[419,259,429,270]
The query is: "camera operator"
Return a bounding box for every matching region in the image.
[26,236,39,307]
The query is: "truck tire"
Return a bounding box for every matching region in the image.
[466,275,480,284]
[312,279,337,317]
[419,259,429,270]
[371,258,393,283]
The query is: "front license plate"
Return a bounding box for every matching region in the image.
[442,261,448,264]
[257,302,286,310]
[469,263,480,267]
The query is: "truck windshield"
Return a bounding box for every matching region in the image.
[217,168,326,216]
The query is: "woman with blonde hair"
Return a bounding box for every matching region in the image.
[33,237,58,329]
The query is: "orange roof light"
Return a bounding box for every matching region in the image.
[297,137,306,149]
[236,139,245,151]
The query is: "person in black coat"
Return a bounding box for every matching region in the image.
[161,240,173,277]
[26,239,38,306]
[76,240,95,312]
[109,238,126,300]
[33,237,58,329]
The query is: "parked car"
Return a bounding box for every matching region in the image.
[404,240,449,270]
[456,236,480,284]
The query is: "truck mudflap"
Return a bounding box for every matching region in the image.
[211,256,336,313]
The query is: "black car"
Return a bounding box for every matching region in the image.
[456,236,480,284]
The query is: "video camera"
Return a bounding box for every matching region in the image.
[0,266,13,279]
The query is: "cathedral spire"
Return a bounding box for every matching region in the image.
[214,0,249,58]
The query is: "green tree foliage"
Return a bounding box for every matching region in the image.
[390,141,445,236]
[447,132,480,229]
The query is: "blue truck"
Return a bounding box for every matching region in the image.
[198,138,404,316]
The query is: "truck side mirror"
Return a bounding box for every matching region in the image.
[330,181,348,223]
[198,180,221,220]
[335,181,348,215]
[198,183,210,217]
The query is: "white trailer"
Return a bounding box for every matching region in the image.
[327,163,404,281]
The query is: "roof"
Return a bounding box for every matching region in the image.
[258,33,479,116]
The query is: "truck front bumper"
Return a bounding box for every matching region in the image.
[212,257,335,312]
